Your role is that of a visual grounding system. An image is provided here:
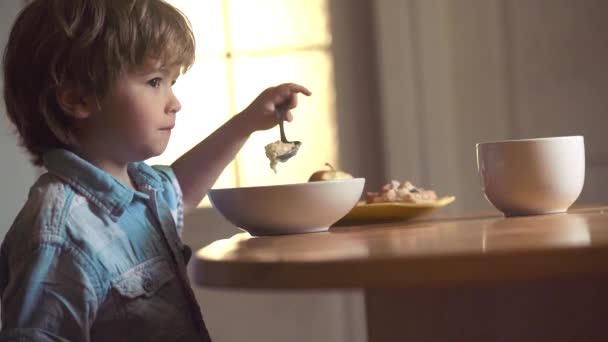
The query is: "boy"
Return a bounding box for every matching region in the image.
[0,0,311,341]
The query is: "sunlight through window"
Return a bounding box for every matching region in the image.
[148,0,337,206]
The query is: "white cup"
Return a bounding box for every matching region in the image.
[476,136,585,216]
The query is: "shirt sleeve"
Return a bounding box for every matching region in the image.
[151,165,185,238]
[0,241,100,341]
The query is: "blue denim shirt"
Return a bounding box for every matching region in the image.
[0,149,211,341]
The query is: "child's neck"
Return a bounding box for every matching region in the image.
[96,160,137,191]
[73,149,137,191]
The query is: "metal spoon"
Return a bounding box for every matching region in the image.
[276,106,302,162]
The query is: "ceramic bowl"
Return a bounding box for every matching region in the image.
[476,136,585,216]
[208,178,365,236]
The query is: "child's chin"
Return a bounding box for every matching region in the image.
[137,147,167,162]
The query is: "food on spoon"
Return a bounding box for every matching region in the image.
[265,140,297,173]
[366,180,438,204]
[308,163,353,182]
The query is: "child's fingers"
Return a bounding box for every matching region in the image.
[289,93,298,109]
[284,83,312,96]
[274,109,292,122]
[284,110,294,122]
[271,83,312,105]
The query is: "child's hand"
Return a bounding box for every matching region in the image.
[237,83,312,133]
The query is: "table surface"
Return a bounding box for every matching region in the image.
[193,206,608,289]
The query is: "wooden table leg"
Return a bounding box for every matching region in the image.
[365,278,608,341]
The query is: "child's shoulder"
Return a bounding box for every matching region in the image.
[4,172,78,246]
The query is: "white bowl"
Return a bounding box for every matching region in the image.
[476,136,585,216]
[208,178,365,236]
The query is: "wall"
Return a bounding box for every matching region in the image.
[0,1,37,240]
[504,0,608,205]
[374,0,608,215]
[374,0,513,214]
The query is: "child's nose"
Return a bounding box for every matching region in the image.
[167,91,181,114]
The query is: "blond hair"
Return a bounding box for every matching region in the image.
[3,0,195,166]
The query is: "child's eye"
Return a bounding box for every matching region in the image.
[147,78,162,88]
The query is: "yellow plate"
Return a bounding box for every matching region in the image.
[335,196,456,225]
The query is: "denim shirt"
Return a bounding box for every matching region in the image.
[0,149,211,341]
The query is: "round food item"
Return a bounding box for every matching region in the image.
[309,163,353,182]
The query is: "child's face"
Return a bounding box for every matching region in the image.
[82,59,182,163]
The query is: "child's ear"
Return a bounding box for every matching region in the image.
[56,86,96,119]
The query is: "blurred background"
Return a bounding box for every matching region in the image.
[2,0,608,341]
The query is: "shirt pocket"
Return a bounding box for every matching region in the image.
[100,257,184,340]
[111,256,174,299]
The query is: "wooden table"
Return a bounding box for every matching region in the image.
[193,207,608,341]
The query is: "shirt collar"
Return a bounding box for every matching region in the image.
[42,149,165,219]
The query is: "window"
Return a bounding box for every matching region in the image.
[147,0,338,206]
